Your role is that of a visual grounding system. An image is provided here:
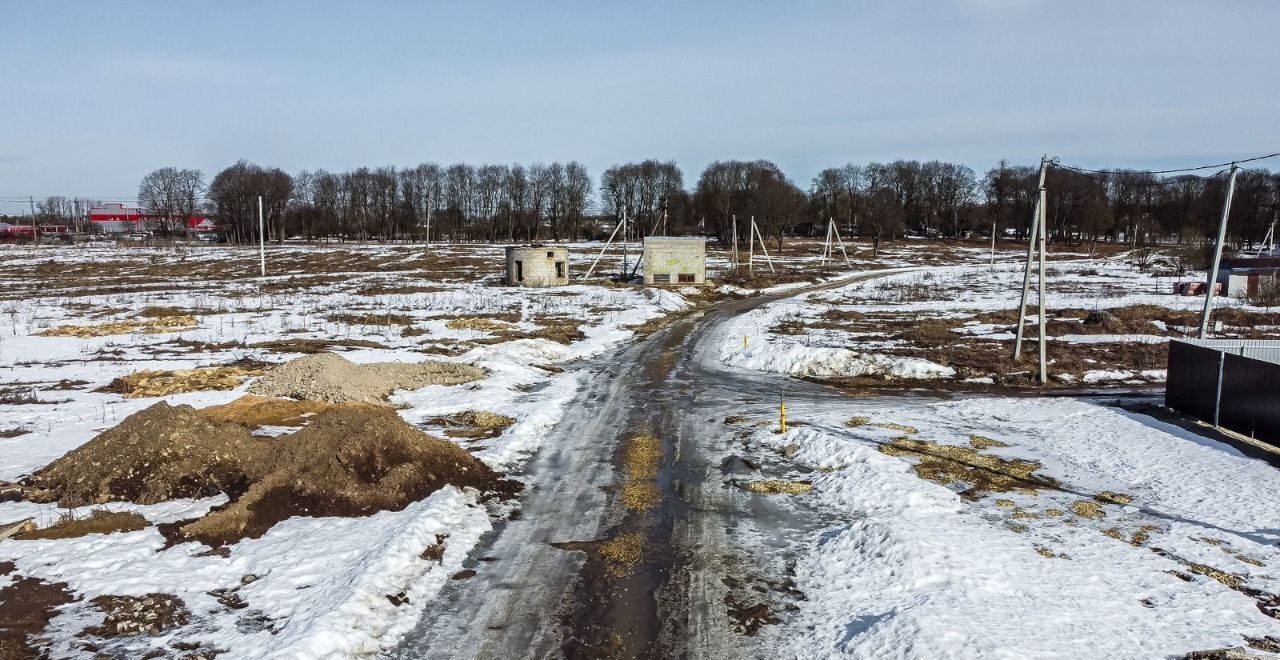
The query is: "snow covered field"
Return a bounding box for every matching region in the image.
[0,242,690,658]
[720,254,1277,386]
[727,394,1280,658]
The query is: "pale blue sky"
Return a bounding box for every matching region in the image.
[1,1,1277,212]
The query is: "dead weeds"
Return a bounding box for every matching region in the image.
[14,510,149,540]
[107,365,264,398]
[878,436,1058,498]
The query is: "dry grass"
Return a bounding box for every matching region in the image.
[969,435,1009,449]
[248,338,388,354]
[619,435,662,511]
[109,365,265,398]
[37,315,198,338]
[878,436,1057,497]
[598,532,645,577]
[873,422,918,434]
[1094,491,1133,505]
[845,416,871,427]
[739,480,813,495]
[1071,500,1107,519]
[446,317,512,332]
[14,510,149,540]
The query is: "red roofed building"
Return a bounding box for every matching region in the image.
[89,203,214,235]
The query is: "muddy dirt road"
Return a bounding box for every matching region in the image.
[393,272,901,660]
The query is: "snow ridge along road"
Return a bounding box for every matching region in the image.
[393,270,901,660]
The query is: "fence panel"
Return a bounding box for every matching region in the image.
[1165,340,1221,423]
[1220,353,1280,446]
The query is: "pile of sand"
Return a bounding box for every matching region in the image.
[28,403,262,507]
[175,405,519,546]
[248,352,485,405]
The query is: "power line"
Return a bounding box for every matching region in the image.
[1053,152,1280,176]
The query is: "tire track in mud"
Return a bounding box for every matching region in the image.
[394,270,901,659]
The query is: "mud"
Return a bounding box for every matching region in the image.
[0,574,76,660]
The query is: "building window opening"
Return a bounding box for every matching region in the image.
[678,273,695,283]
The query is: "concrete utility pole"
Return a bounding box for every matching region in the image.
[990,220,997,265]
[425,193,433,253]
[1199,163,1240,339]
[28,196,38,249]
[258,195,266,277]
[1014,156,1050,359]
[731,214,739,271]
[1036,180,1048,384]
[620,209,629,279]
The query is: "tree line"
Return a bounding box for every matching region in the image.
[17,157,1279,252]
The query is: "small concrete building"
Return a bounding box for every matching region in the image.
[505,245,569,286]
[643,237,707,285]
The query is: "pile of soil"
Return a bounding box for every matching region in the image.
[28,403,262,507]
[26,397,517,546]
[197,395,334,428]
[175,405,519,546]
[249,353,484,404]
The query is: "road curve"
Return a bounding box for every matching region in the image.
[393,270,900,660]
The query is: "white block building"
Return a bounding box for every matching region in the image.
[642,237,707,285]
[505,245,569,287]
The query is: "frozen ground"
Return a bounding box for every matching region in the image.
[3,240,1275,659]
[0,242,692,658]
[723,392,1280,658]
[719,254,1277,386]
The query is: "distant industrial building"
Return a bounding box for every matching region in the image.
[89,203,214,235]
[643,237,707,285]
[505,245,569,287]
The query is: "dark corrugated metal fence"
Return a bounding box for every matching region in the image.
[1166,339,1280,447]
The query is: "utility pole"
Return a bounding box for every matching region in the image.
[28,196,38,249]
[1199,163,1240,339]
[731,214,739,271]
[748,215,755,277]
[1036,180,1048,384]
[990,220,997,265]
[621,209,628,279]
[258,195,266,277]
[424,193,432,253]
[1014,156,1049,359]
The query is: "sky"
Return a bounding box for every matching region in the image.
[2,0,1278,213]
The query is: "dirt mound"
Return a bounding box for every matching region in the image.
[175,405,520,546]
[29,402,262,507]
[197,395,334,428]
[248,353,484,404]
